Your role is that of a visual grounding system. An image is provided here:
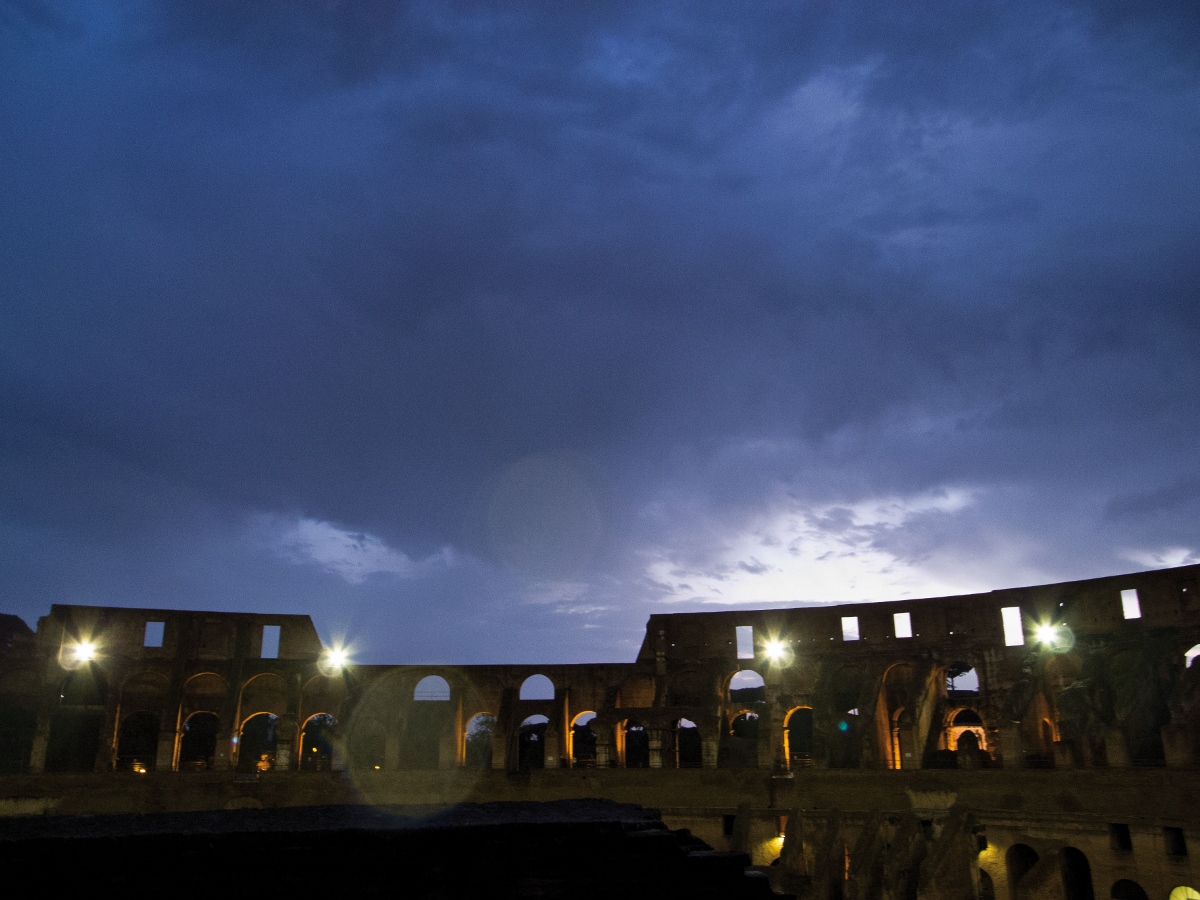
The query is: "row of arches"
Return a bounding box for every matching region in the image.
[1000,843,1199,900]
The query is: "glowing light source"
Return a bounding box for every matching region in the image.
[1035,624,1058,645]
[319,645,351,674]
[764,639,786,661]
[73,641,96,662]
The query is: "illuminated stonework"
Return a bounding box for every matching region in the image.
[2,564,1199,898]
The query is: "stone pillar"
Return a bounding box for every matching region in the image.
[491,723,509,770]
[213,726,234,770]
[648,728,664,768]
[1000,725,1023,769]
[1162,725,1194,769]
[543,723,560,768]
[1105,728,1131,768]
[156,725,177,772]
[384,726,402,772]
[594,733,611,767]
[438,728,458,769]
[330,727,347,772]
[897,725,918,769]
[702,736,720,768]
[1052,740,1074,769]
[274,714,297,771]
[27,712,51,774]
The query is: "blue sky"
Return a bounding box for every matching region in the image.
[2,1,1199,663]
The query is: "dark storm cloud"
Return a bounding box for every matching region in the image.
[1,1,1198,661]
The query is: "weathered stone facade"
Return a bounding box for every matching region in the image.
[3,564,1200,898]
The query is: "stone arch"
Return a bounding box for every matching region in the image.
[1006,843,1039,900]
[945,707,988,751]
[0,669,39,774]
[727,669,765,703]
[784,706,814,767]
[45,667,109,773]
[1169,889,1200,900]
[1110,880,1147,900]
[299,712,336,771]
[946,661,980,697]
[115,711,159,772]
[622,719,649,768]
[238,672,288,720]
[178,711,220,771]
[519,674,555,701]
[300,674,347,726]
[237,712,279,772]
[877,662,917,770]
[720,709,760,769]
[570,711,597,766]
[1186,645,1200,668]
[1060,847,1094,900]
[464,713,496,768]
[414,675,451,701]
[518,714,549,771]
[402,673,453,769]
[673,717,702,768]
[979,868,995,900]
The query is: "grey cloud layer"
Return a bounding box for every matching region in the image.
[1,0,1197,661]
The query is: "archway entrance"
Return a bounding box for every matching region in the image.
[300,713,336,771]
[237,713,278,773]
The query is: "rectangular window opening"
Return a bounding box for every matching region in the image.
[735,625,754,660]
[143,621,164,648]
[261,624,281,659]
[722,814,736,836]
[1109,823,1133,853]
[1001,606,1025,646]
[1164,826,1187,857]
[1121,588,1142,620]
[893,612,913,639]
[841,616,860,641]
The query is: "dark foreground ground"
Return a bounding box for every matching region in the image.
[0,799,787,899]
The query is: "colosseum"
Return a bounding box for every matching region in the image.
[2,563,1199,899]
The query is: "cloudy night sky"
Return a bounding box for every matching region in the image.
[2,2,1199,664]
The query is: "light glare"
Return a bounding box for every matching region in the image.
[73,641,96,662]
[1035,624,1058,645]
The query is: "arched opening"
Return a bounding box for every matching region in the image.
[947,708,987,751]
[623,720,649,768]
[1186,646,1200,668]
[979,869,995,900]
[464,713,496,768]
[784,707,814,767]
[728,669,765,703]
[300,713,336,772]
[1007,844,1039,900]
[1110,880,1148,900]
[413,675,451,701]
[571,712,597,767]
[946,662,980,697]
[519,674,555,701]
[0,670,39,774]
[45,667,109,773]
[878,663,916,770]
[179,711,219,771]
[237,712,278,773]
[403,675,452,769]
[177,673,226,771]
[674,718,702,768]
[1060,847,1094,900]
[719,710,760,769]
[115,711,159,773]
[518,715,549,771]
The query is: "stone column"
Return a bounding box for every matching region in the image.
[1162,725,1194,769]
[155,724,177,772]
[594,732,611,767]
[274,713,297,771]
[543,722,560,768]
[1000,724,1023,769]
[702,735,720,768]
[1052,740,1074,768]
[27,711,51,774]
[1105,728,1131,768]
[648,728,664,768]
[897,724,918,769]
